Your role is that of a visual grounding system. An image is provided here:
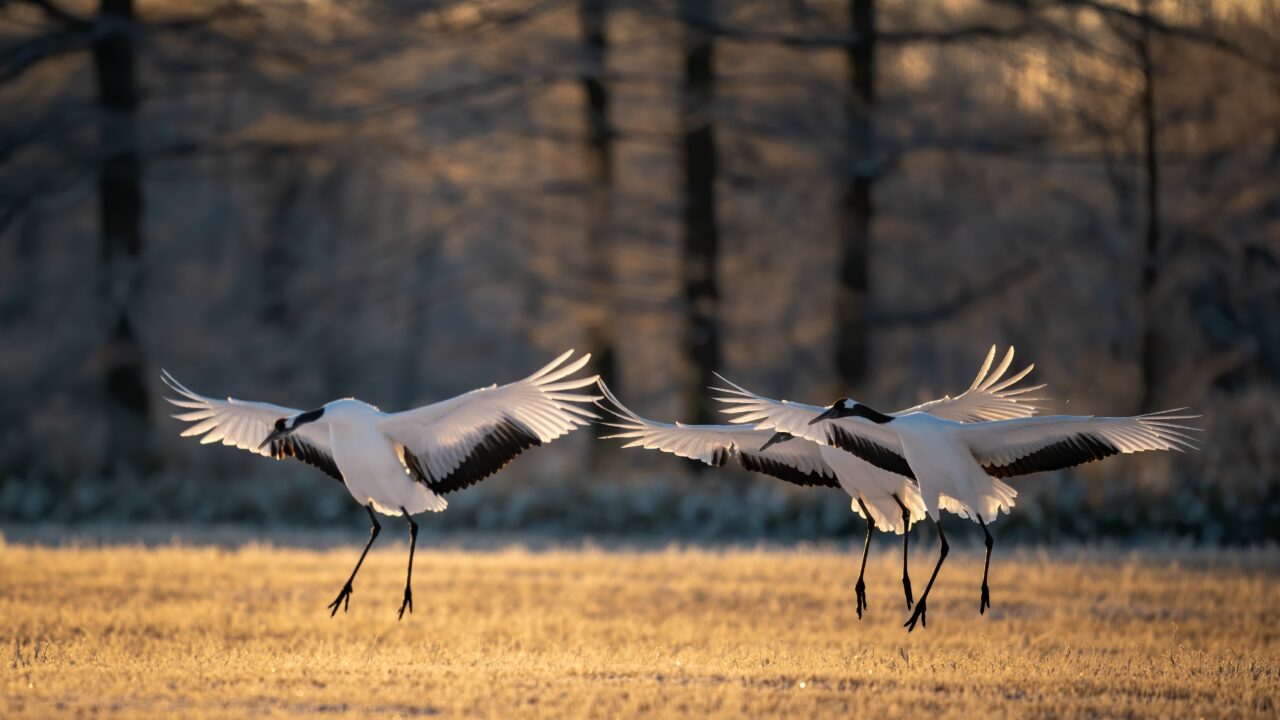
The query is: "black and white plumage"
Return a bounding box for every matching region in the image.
[162,350,599,617]
[755,390,1200,630]
[596,380,842,490]
[714,345,1046,526]
[597,346,1045,620]
[795,407,1199,521]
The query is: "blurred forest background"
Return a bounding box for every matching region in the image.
[0,0,1276,542]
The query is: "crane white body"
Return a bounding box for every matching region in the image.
[597,346,1044,619]
[801,407,1198,523]
[735,385,1200,629]
[162,350,600,617]
[319,399,448,516]
[714,345,1040,526]
[164,350,599,518]
[890,412,1016,522]
[819,444,916,530]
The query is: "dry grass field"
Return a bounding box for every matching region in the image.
[2,537,1278,718]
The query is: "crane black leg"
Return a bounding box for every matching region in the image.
[979,516,993,615]
[398,507,418,620]
[328,504,380,617]
[892,493,914,610]
[854,498,875,619]
[904,517,948,632]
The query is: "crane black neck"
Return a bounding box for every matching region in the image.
[850,403,895,424]
[293,407,325,427]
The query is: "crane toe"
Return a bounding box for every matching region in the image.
[327,582,354,617]
[398,589,413,621]
[904,600,927,632]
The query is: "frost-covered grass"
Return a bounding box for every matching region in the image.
[3,540,1277,718]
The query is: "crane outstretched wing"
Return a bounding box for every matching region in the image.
[161,370,341,481]
[711,378,831,445]
[898,345,1046,421]
[712,345,1045,476]
[714,345,1044,436]
[710,375,910,476]
[595,381,838,489]
[377,350,600,495]
[956,410,1201,478]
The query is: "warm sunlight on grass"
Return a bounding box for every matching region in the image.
[3,542,1277,718]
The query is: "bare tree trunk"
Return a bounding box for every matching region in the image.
[835,0,874,391]
[398,234,439,403]
[579,0,619,456]
[680,0,721,425]
[94,0,151,473]
[259,156,304,333]
[1136,1,1162,410]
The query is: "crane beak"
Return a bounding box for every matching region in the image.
[758,431,792,452]
[257,428,286,450]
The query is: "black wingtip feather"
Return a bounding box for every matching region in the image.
[271,436,343,483]
[710,447,730,468]
[981,433,1121,479]
[825,424,916,480]
[405,416,543,495]
[737,451,840,489]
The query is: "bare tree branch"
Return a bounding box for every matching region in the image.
[11,0,90,29]
[872,257,1041,327]
[1042,0,1280,73]
[0,28,98,85]
[151,1,258,32]
[673,10,1037,48]
[0,1,253,87]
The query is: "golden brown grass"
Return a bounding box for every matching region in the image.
[2,538,1277,718]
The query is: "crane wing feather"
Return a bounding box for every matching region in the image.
[899,346,1047,422]
[711,374,910,477]
[711,375,832,444]
[958,410,1201,478]
[378,350,600,495]
[160,370,341,482]
[712,345,1043,440]
[596,381,839,489]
